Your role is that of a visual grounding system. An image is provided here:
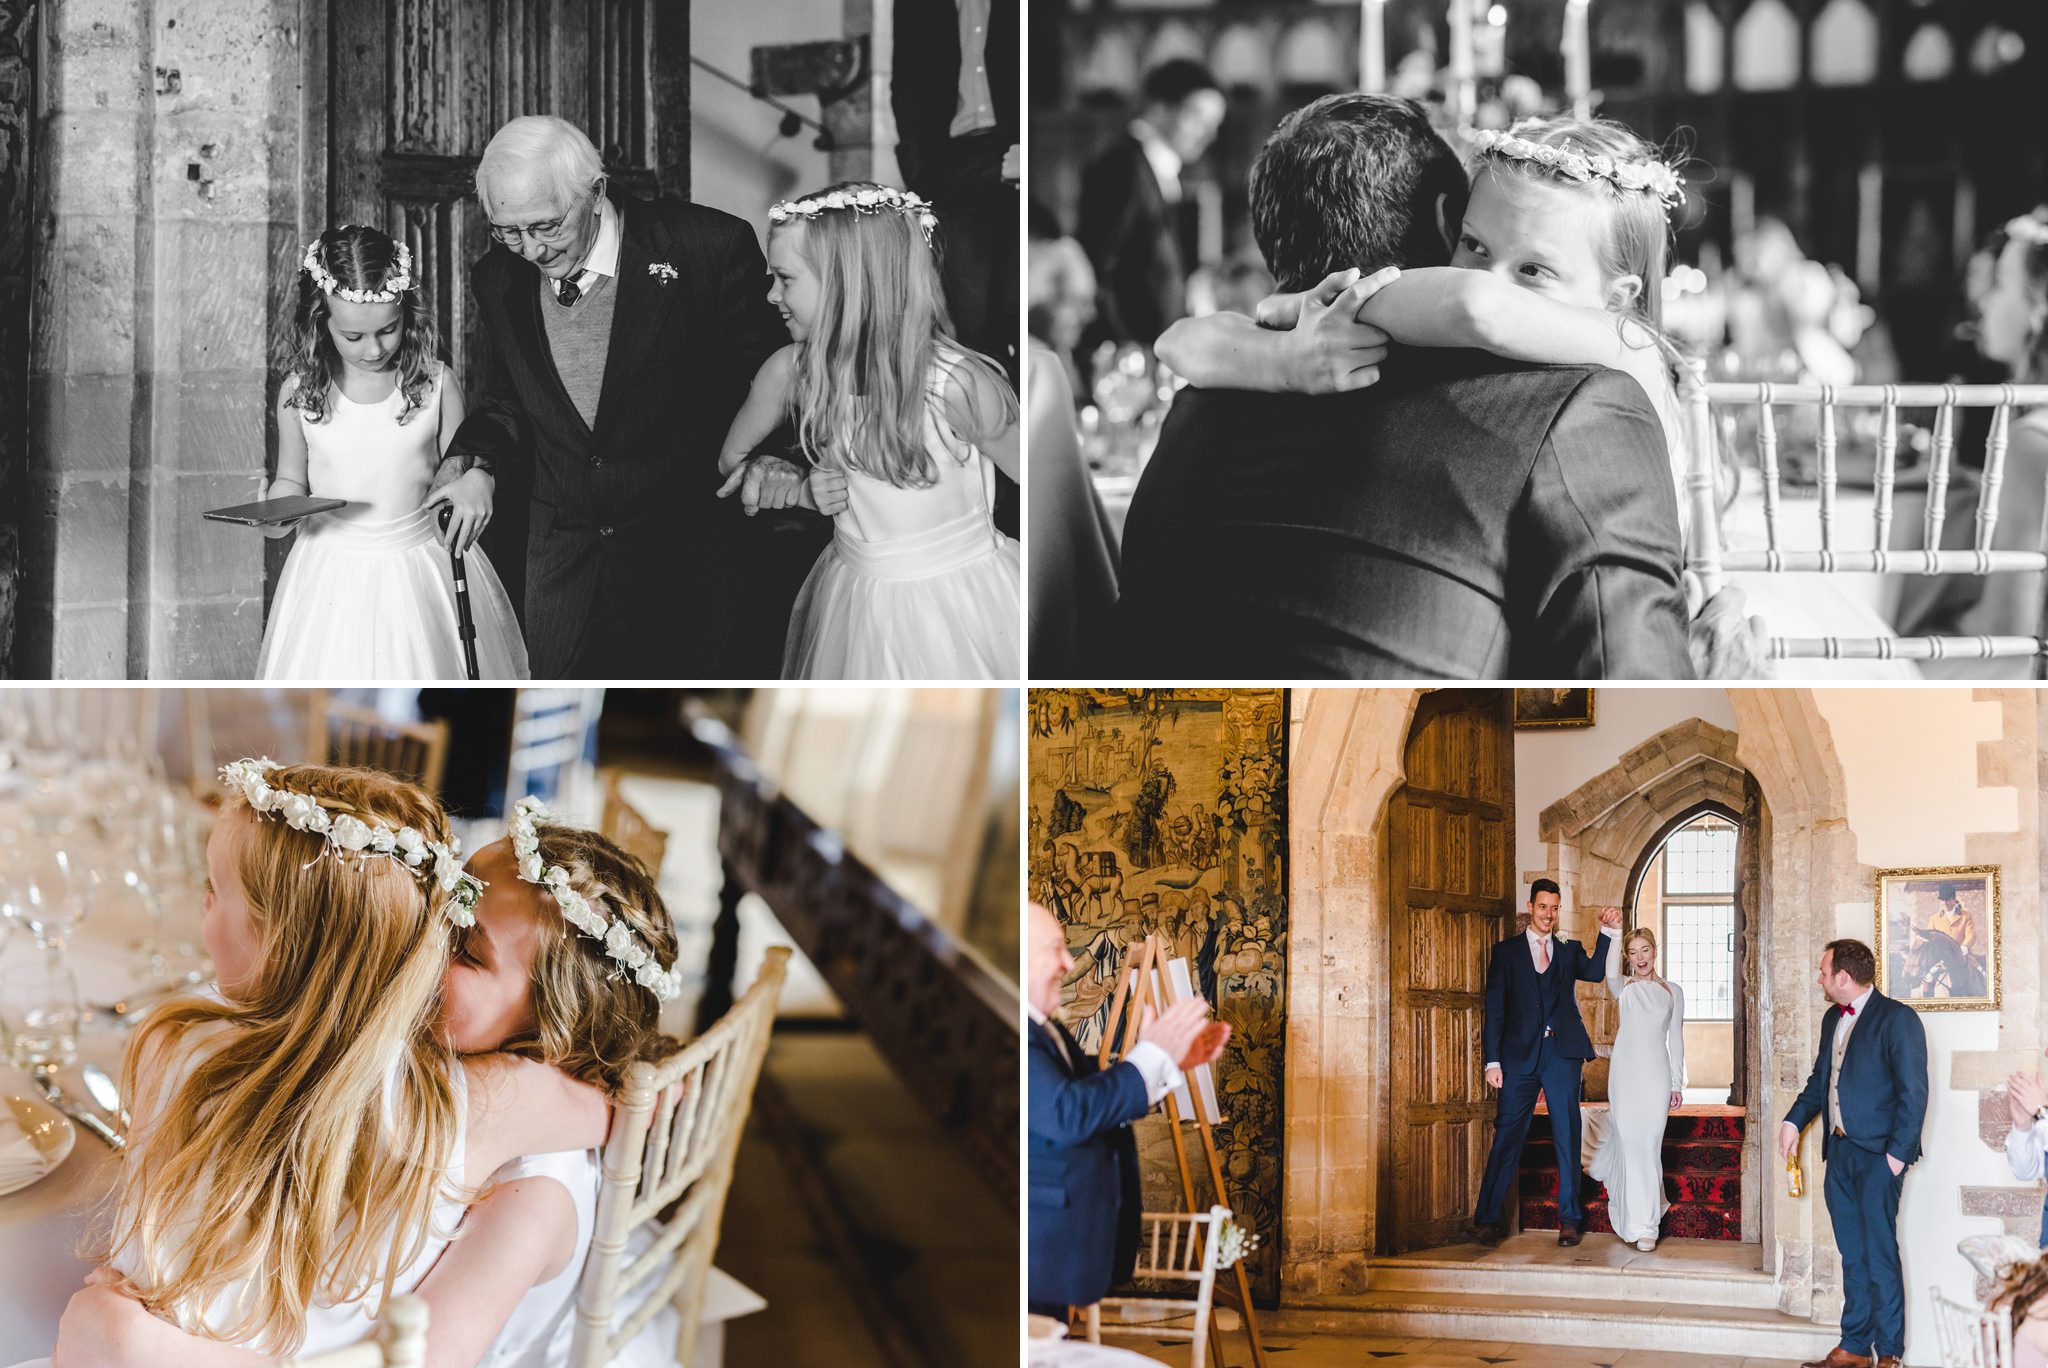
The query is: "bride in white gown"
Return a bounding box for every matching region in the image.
[1591,923,1687,1252]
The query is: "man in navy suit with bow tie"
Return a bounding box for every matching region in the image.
[1779,938,1928,1368]
[1027,902,1230,1318]
[1467,880,1618,1247]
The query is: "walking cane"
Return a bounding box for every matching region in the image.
[438,505,481,680]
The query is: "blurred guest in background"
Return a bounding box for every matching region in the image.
[1029,198,1098,392]
[1078,59,1224,354]
[895,0,1020,382]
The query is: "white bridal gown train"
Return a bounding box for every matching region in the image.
[1590,935,1687,1246]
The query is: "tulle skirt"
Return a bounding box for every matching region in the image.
[257,507,529,680]
[782,511,1019,680]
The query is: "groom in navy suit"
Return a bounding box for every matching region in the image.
[1779,939,1929,1368]
[1468,881,1618,1247]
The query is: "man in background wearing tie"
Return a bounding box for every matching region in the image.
[1077,60,1224,355]
[1467,882,1619,1248]
[1027,902,1230,1319]
[1779,939,1929,1368]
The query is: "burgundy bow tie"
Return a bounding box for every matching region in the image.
[1841,1004,1855,1017]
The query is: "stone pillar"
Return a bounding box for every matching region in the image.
[27,0,302,678]
[0,3,29,674]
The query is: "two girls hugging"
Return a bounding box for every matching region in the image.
[31,763,686,1367]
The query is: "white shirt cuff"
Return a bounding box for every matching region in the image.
[1484,1062,1499,1071]
[1125,1040,1185,1107]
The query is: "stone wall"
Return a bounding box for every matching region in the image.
[23,0,304,677]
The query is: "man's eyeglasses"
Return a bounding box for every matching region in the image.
[489,216,576,247]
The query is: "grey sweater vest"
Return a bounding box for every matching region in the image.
[539,274,618,429]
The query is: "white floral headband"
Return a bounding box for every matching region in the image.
[769,185,939,246]
[509,797,682,1003]
[1470,128,1687,215]
[2007,215,2048,248]
[218,759,481,926]
[301,232,417,304]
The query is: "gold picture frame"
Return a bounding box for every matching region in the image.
[1874,864,2000,1011]
[1513,689,1596,729]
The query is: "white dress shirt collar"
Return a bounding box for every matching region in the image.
[1130,119,1184,204]
[552,194,623,297]
[1844,985,1875,1020]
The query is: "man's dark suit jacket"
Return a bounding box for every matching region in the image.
[1784,990,1929,1165]
[1112,350,1694,678]
[891,0,1018,187]
[1077,134,1183,348]
[1028,1017,1145,1308]
[449,192,788,678]
[1482,931,1613,1072]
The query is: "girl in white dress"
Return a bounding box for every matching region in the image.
[37,765,611,1367]
[256,225,527,680]
[718,182,1020,680]
[1591,923,1687,1252]
[44,779,691,1368]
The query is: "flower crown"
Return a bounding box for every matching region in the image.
[509,797,682,1003]
[218,759,482,926]
[1470,128,1687,215]
[769,186,939,246]
[301,232,417,304]
[2008,214,2048,249]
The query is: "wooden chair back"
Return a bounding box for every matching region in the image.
[322,703,449,793]
[278,1296,427,1367]
[568,948,790,1367]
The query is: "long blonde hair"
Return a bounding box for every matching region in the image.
[98,765,463,1354]
[773,181,1017,488]
[479,823,682,1095]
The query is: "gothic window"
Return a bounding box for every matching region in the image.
[1684,1,1725,94]
[1638,812,1738,1022]
[1902,22,1955,81]
[1731,0,1800,90]
[1810,0,1879,86]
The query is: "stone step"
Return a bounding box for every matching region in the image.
[1271,1288,1837,1359]
[1519,1195,1744,1241]
[1368,1248,1782,1309]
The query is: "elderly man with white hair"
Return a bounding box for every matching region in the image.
[435,115,803,677]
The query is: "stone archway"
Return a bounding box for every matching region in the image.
[1527,717,1761,1242]
[1279,689,1869,1323]
[1281,686,1423,1298]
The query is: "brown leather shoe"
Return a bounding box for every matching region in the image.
[1875,1357,1902,1368]
[1461,1221,1508,1247]
[1799,1349,1873,1368]
[1557,1221,1582,1247]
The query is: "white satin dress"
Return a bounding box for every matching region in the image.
[781,350,1020,680]
[256,364,528,680]
[1589,936,1687,1244]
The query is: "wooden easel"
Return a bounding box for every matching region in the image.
[1094,933,1269,1368]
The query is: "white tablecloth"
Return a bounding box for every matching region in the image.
[1028,1339,1161,1367]
[0,830,188,1356]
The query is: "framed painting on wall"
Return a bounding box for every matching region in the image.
[1513,688,1595,729]
[1874,865,1999,1011]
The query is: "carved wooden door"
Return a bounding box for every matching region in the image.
[330,1,688,396]
[325,2,688,603]
[1385,690,1515,1253]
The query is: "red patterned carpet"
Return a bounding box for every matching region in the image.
[1519,1103,1745,1240]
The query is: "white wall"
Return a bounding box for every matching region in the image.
[691,0,839,234]
[1811,689,2030,1367]
[1512,687,1736,885]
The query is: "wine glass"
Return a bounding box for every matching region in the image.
[0,957,82,1074]
[19,846,88,962]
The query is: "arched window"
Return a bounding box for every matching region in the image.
[1632,811,1737,1021]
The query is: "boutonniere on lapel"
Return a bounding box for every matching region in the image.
[647,262,678,284]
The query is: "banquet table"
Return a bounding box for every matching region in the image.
[0,809,190,1356]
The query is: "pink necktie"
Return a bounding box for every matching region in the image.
[1537,939,1550,972]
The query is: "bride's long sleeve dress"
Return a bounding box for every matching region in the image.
[1590,935,1687,1243]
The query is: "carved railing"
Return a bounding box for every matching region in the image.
[684,704,1019,1200]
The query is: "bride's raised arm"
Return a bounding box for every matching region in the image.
[1603,923,1626,999]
